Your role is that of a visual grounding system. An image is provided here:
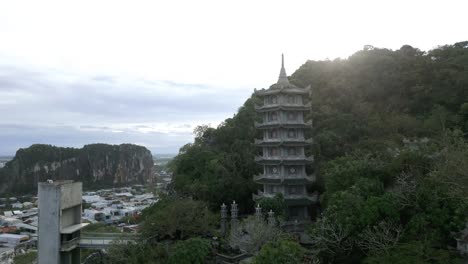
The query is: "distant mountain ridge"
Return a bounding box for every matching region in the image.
[0,143,154,194]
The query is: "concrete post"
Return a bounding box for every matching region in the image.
[38,181,85,264]
[255,204,262,220]
[230,201,239,231]
[220,203,227,236]
[267,210,276,226]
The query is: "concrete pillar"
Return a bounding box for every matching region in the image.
[255,204,262,220]
[230,201,239,231]
[220,203,227,236]
[38,181,84,264]
[267,210,276,226]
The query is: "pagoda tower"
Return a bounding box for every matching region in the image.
[253,55,316,220]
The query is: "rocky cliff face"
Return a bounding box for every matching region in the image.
[0,144,154,194]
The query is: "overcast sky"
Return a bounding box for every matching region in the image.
[0,0,466,156]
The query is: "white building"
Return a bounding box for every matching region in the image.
[0,234,29,246]
[82,195,103,204]
[11,202,23,209]
[83,209,109,222]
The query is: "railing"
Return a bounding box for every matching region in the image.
[254,102,311,110]
[253,174,316,183]
[79,238,114,249]
[252,191,319,202]
[78,233,138,249]
[255,138,309,143]
[254,155,314,162]
[81,232,139,239]
[60,237,80,251]
[285,193,319,202]
[255,120,312,128]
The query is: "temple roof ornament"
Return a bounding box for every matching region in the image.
[277,54,290,86]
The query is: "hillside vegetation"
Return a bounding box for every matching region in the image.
[169,41,468,262]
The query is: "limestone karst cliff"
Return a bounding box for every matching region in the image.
[0,143,154,194]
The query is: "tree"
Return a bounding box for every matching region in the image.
[140,197,217,241]
[82,223,120,233]
[307,216,353,261]
[428,130,468,200]
[170,98,260,212]
[357,221,402,255]
[168,237,212,264]
[107,242,167,264]
[166,41,468,263]
[363,240,461,264]
[257,193,287,219]
[229,216,282,254]
[253,238,308,264]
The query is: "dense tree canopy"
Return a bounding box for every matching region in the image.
[106,197,216,264]
[124,41,468,263]
[169,98,260,212]
[140,196,217,241]
[167,238,212,264]
[252,238,308,264]
[171,40,468,209]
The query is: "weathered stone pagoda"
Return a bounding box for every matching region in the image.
[253,55,316,220]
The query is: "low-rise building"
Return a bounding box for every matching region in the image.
[83,209,109,222]
[82,195,103,204]
[22,202,34,209]
[0,216,22,226]
[11,202,23,209]
[0,233,29,246]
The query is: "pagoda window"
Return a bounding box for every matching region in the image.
[272,185,281,193]
[269,95,278,104]
[287,147,297,156]
[287,112,297,121]
[269,147,279,157]
[289,185,303,195]
[287,95,296,104]
[287,129,297,138]
[289,207,301,218]
[269,129,278,139]
[269,166,279,175]
[288,166,297,175]
[268,112,278,121]
[290,186,297,194]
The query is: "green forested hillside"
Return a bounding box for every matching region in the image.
[170,99,260,212]
[169,42,468,262]
[291,43,468,162]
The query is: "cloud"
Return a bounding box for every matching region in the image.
[0,62,252,155]
[0,123,193,156]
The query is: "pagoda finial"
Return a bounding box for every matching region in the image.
[277,53,289,86]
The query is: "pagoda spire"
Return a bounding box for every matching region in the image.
[277,54,290,86]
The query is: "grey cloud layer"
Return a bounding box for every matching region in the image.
[0,123,190,155]
[0,63,251,155]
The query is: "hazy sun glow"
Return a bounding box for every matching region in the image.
[0,0,466,154]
